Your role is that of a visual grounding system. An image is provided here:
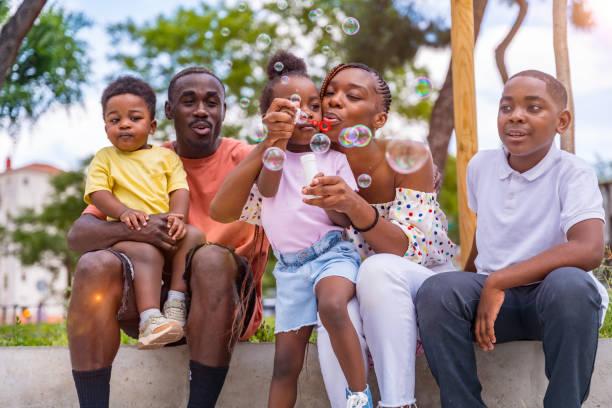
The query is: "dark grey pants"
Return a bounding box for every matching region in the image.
[416,268,602,408]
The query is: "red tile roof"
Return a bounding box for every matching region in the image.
[5,163,62,175]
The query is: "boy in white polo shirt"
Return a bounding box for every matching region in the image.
[416,70,608,408]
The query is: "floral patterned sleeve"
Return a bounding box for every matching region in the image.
[387,188,457,266]
[238,184,263,226]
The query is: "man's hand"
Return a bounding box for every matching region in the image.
[127,214,177,252]
[475,281,505,351]
[167,213,186,241]
[119,208,149,230]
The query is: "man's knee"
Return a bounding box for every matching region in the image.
[73,251,123,289]
[539,268,600,319]
[190,245,239,296]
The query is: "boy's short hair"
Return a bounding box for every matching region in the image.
[167,66,225,102]
[508,70,568,110]
[101,76,156,119]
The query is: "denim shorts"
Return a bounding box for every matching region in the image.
[273,230,361,333]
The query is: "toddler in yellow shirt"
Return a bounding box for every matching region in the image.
[84,76,204,349]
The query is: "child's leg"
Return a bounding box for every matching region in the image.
[112,241,183,349]
[111,241,164,312]
[169,225,205,293]
[268,326,313,408]
[316,277,366,393]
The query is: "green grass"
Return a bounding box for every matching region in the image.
[0,316,314,346]
[2,296,611,347]
[0,320,136,347]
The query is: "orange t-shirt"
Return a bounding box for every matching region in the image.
[83,138,269,339]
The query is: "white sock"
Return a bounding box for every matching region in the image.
[139,308,162,328]
[167,290,186,302]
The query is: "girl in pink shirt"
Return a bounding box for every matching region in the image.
[240,51,372,408]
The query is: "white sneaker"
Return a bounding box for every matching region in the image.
[163,298,187,327]
[137,315,183,350]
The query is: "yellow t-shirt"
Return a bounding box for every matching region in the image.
[84,145,189,217]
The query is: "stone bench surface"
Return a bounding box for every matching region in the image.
[1,341,611,407]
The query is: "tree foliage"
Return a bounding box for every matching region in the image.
[0,5,91,135]
[1,164,87,297]
[107,0,449,139]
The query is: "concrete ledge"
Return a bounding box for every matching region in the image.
[1,341,611,407]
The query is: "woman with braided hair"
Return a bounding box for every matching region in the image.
[212,60,456,408]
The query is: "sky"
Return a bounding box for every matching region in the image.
[1,0,611,171]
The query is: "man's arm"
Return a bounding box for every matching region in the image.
[486,218,604,289]
[475,218,604,351]
[67,213,177,254]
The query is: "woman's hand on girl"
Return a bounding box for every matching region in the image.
[302,175,361,214]
[262,98,297,148]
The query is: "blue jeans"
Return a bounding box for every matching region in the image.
[416,268,603,408]
[273,230,360,333]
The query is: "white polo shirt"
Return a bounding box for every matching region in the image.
[467,144,608,323]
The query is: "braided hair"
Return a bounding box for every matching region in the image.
[320,63,392,113]
[259,50,309,115]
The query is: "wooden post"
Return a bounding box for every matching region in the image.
[553,0,575,153]
[450,0,479,266]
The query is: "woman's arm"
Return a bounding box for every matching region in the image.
[303,176,411,256]
[326,210,351,228]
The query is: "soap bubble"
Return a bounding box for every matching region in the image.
[280,75,289,84]
[237,2,248,12]
[239,97,250,109]
[274,61,284,72]
[321,45,331,55]
[338,127,357,148]
[289,93,301,105]
[325,25,334,34]
[342,17,360,35]
[256,33,272,50]
[295,109,310,125]
[220,27,230,37]
[357,173,372,188]
[385,139,430,174]
[352,124,373,147]
[263,147,286,171]
[415,77,433,98]
[310,133,331,154]
[308,8,323,21]
[251,125,268,143]
[276,0,288,10]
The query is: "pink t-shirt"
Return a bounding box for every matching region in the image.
[261,150,357,253]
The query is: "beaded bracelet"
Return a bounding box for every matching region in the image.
[351,205,379,233]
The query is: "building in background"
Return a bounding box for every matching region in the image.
[0,160,67,324]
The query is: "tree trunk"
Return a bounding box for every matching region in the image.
[0,0,47,89]
[495,0,528,84]
[553,0,575,153]
[427,0,488,175]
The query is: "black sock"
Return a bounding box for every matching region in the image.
[72,366,111,408]
[187,360,229,408]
